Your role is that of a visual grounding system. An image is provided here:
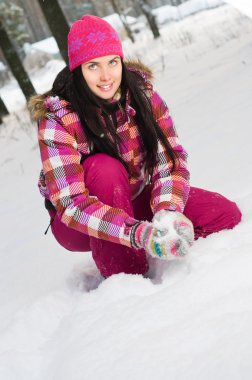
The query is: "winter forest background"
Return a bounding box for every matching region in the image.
[1,0,252,379]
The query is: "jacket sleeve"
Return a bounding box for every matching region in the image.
[150,90,190,214]
[38,115,138,247]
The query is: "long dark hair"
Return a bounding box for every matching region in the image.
[51,61,176,177]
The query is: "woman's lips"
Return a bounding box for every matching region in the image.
[98,83,113,92]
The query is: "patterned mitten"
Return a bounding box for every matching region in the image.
[130,222,165,259]
[152,210,194,257]
[131,221,183,260]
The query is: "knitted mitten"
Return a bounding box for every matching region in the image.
[152,210,194,256]
[130,222,166,259]
[131,219,189,260]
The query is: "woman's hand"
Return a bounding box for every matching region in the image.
[131,211,194,260]
[152,210,194,257]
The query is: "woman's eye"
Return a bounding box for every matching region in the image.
[109,60,117,66]
[88,64,97,70]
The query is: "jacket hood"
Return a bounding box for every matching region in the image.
[28,60,154,121]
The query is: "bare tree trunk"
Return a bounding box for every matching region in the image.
[89,0,99,16]
[37,0,69,64]
[110,0,135,43]
[138,0,160,39]
[172,0,183,5]
[0,96,9,124]
[0,19,36,101]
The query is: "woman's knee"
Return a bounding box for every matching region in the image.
[83,153,128,189]
[222,198,242,229]
[206,192,242,230]
[184,187,242,237]
[82,154,132,207]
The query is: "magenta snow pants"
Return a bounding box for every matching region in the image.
[49,154,242,277]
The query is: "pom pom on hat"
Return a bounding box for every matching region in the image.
[68,15,124,71]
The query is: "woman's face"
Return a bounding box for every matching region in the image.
[81,55,122,101]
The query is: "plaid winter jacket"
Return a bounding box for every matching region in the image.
[35,62,190,248]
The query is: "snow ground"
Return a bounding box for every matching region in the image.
[225,0,252,19]
[0,4,252,380]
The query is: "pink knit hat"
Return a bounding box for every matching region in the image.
[68,15,124,71]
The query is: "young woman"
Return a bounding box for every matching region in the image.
[29,15,241,278]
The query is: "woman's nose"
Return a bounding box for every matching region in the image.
[100,68,110,81]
